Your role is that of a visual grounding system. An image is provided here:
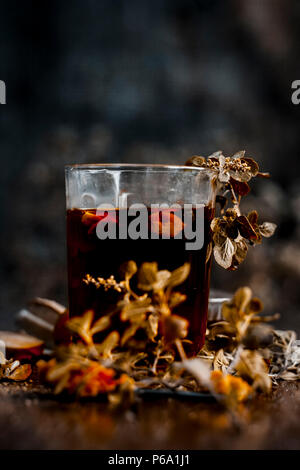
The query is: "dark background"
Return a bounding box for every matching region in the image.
[0,0,299,331]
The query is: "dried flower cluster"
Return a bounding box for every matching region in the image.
[38,261,192,401]
[83,274,125,293]
[201,286,279,393]
[36,260,300,410]
[186,151,276,269]
[83,260,190,357]
[38,356,133,401]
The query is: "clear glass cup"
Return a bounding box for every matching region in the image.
[65,164,217,354]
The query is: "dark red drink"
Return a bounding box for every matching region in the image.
[66,206,214,354]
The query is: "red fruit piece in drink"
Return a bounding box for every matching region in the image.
[81,210,117,235]
[150,210,185,237]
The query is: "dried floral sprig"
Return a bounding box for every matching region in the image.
[37,356,133,399]
[206,287,272,349]
[80,261,190,360]
[38,274,295,410]
[186,151,277,270]
[83,274,126,293]
[38,261,193,400]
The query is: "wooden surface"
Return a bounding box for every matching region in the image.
[0,380,300,450]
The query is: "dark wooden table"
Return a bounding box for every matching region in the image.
[0,380,300,450]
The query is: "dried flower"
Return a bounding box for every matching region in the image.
[36,268,298,408]
[83,262,191,357]
[186,151,276,269]
[83,273,125,293]
[210,370,252,403]
[186,150,261,184]
[37,357,132,398]
[211,209,276,270]
[38,261,194,397]
[206,287,268,353]
[179,357,252,407]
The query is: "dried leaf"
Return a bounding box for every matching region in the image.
[208,151,223,158]
[278,371,299,381]
[180,358,211,389]
[213,238,235,269]
[154,270,172,291]
[168,292,187,309]
[242,157,259,176]
[213,349,229,372]
[230,178,250,196]
[119,260,137,280]
[235,349,272,393]
[208,321,237,342]
[162,314,189,344]
[7,364,32,381]
[232,150,246,159]
[90,316,111,335]
[185,155,207,167]
[232,238,248,266]
[222,303,240,325]
[96,331,120,358]
[166,263,190,289]
[67,310,94,344]
[233,287,252,312]
[46,360,80,382]
[221,287,255,338]
[137,262,159,291]
[120,297,152,321]
[146,314,159,341]
[247,210,259,226]
[237,215,257,240]
[121,325,140,346]
[259,222,277,238]
[242,324,273,349]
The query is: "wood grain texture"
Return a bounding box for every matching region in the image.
[0,380,299,450]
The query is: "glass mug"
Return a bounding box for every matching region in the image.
[65,164,217,355]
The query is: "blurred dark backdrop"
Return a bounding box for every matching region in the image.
[0,0,300,331]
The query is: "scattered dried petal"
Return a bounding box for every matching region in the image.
[235,349,272,393]
[7,364,32,381]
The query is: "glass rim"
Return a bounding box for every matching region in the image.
[65,163,216,173]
